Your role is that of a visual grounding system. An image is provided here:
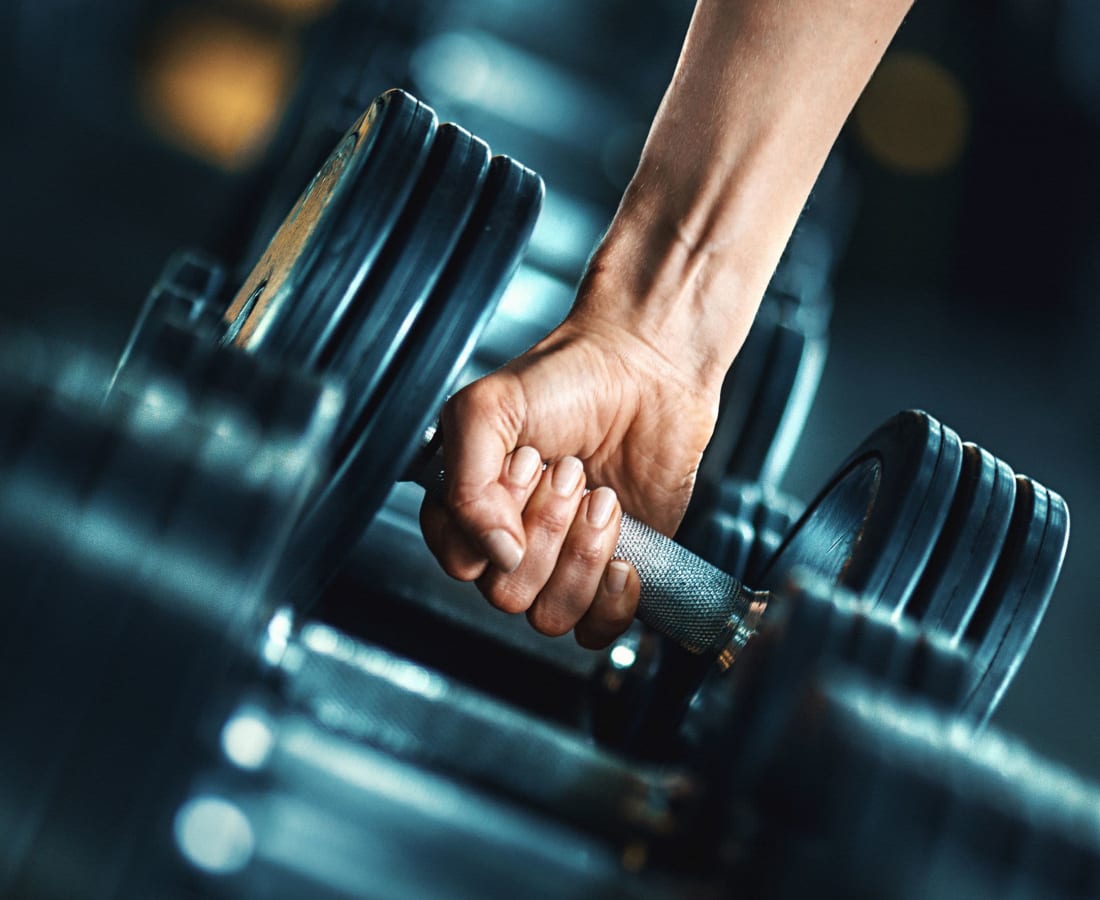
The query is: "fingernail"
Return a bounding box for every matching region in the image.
[606,560,630,595]
[508,446,541,485]
[484,529,523,574]
[586,486,618,528]
[552,456,584,496]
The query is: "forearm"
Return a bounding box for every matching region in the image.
[578,0,914,391]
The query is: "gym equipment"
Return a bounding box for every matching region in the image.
[762,410,1068,723]
[114,92,1067,754]
[116,88,544,599]
[3,361,1079,899]
[116,90,1059,715]
[737,672,1100,899]
[0,364,696,899]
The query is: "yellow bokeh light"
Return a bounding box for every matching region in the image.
[854,51,970,176]
[139,10,300,171]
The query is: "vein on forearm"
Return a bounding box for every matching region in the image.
[586,0,914,386]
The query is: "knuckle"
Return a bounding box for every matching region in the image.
[483,578,533,615]
[565,536,607,570]
[527,602,577,638]
[448,374,523,433]
[530,501,574,536]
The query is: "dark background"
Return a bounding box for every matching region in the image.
[2,0,1097,776]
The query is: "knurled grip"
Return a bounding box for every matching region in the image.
[614,513,765,659]
[409,443,769,665]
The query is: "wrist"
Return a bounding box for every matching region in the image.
[573,180,770,395]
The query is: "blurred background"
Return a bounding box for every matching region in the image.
[1,0,1097,778]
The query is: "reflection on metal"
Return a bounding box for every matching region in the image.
[174,796,255,875]
[222,705,278,771]
[610,643,638,670]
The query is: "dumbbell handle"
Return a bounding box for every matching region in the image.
[408,443,769,669]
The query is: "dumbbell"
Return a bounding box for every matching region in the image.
[584,408,1068,756]
[0,362,995,899]
[120,92,1067,728]
[0,359,703,900]
[736,672,1100,899]
[119,88,769,664]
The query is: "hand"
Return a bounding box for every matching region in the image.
[419,304,722,649]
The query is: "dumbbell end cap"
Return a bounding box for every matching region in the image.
[714,588,771,671]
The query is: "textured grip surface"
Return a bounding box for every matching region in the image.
[409,446,763,659]
[614,513,755,655]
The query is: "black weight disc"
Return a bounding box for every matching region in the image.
[693,297,776,496]
[744,489,802,585]
[760,410,963,616]
[291,155,543,594]
[704,511,756,583]
[0,374,289,900]
[222,89,437,358]
[754,309,828,488]
[727,315,809,485]
[904,443,1017,642]
[962,476,1070,723]
[111,250,229,397]
[316,121,491,450]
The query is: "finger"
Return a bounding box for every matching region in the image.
[419,496,488,582]
[442,378,528,573]
[501,445,543,508]
[420,445,542,581]
[478,456,585,614]
[573,560,641,650]
[527,486,622,637]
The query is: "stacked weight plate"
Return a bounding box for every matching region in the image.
[0,359,699,897]
[0,345,329,899]
[738,674,1100,899]
[584,408,1068,758]
[115,89,544,602]
[679,479,805,586]
[760,409,1069,722]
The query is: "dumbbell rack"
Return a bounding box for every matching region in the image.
[0,3,1091,897]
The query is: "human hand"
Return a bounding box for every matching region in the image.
[419,300,722,649]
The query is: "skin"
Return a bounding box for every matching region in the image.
[421,0,916,649]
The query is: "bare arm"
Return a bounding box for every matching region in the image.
[421,0,914,648]
[588,0,914,389]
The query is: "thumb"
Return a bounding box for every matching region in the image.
[441,374,529,573]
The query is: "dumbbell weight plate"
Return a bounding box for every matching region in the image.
[293,155,543,588]
[693,297,775,495]
[222,89,437,360]
[744,486,802,585]
[904,443,1016,642]
[761,410,964,615]
[0,374,304,900]
[316,122,491,450]
[962,476,1069,723]
[726,309,821,487]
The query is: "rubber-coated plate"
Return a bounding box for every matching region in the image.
[755,325,827,489]
[222,89,437,358]
[728,316,807,484]
[708,511,756,582]
[318,122,491,452]
[694,298,776,494]
[904,443,1016,642]
[962,477,1070,723]
[760,410,963,615]
[292,155,543,594]
[745,493,799,585]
